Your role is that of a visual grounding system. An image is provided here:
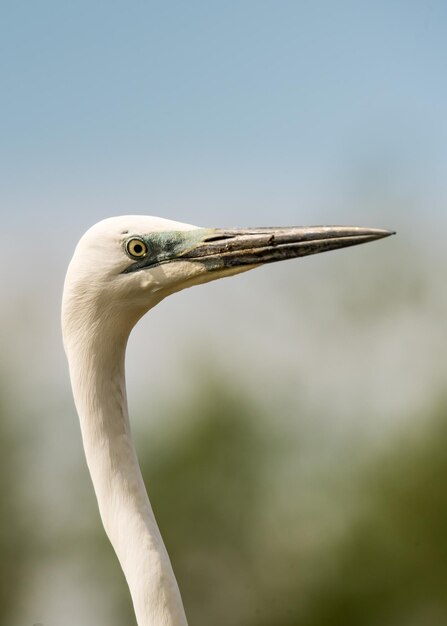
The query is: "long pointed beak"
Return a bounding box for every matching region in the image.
[181,226,395,269]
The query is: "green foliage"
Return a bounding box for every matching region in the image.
[139,376,270,626]
[138,383,447,626]
[4,367,447,625]
[0,388,30,622]
[302,399,447,626]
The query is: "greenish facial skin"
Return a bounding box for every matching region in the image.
[123,229,213,274]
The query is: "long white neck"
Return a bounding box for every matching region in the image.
[64,313,188,626]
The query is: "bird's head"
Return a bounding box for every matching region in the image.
[62,215,393,348]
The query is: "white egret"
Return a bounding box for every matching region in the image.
[62,215,393,626]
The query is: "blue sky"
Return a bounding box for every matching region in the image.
[1,0,446,236]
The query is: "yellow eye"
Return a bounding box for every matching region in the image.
[126,238,148,258]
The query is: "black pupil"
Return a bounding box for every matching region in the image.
[133,243,143,255]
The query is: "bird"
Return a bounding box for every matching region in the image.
[62,215,393,626]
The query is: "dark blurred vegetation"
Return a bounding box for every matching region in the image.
[123,379,447,626]
[0,385,30,623]
[304,397,447,626]
[3,372,447,625]
[140,377,274,626]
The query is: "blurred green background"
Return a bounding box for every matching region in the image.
[1,2,447,625]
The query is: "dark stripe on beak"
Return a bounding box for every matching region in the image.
[180,226,395,268]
